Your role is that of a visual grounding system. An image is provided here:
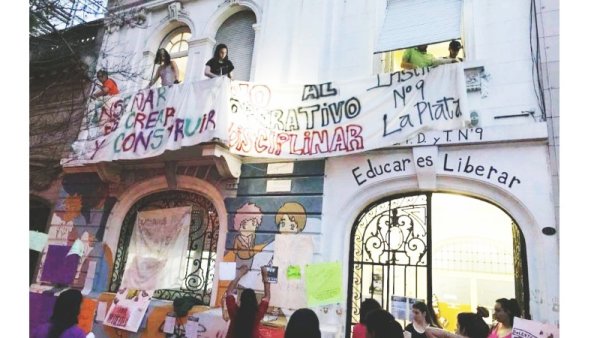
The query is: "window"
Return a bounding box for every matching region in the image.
[378,40,465,73]
[374,0,464,73]
[215,11,257,81]
[110,190,220,303]
[159,26,191,84]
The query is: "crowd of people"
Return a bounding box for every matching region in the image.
[32,281,521,338]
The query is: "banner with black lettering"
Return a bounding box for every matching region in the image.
[228,63,469,158]
[63,64,468,164]
[61,76,230,165]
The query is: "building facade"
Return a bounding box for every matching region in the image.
[29,0,559,337]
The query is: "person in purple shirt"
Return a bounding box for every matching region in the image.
[32,289,87,338]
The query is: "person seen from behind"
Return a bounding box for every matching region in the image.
[405,301,440,338]
[365,309,404,338]
[31,289,87,338]
[425,307,490,338]
[353,298,382,338]
[224,264,270,338]
[92,70,119,98]
[147,48,180,88]
[284,308,321,338]
[488,298,521,338]
[205,43,235,79]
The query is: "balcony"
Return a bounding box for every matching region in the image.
[61,63,548,179]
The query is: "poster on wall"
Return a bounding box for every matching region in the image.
[390,296,423,321]
[270,234,314,309]
[305,262,343,307]
[121,206,192,290]
[103,288,154,332]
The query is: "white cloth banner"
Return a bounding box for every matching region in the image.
[62,77,230,165]
[228,63,469,158]
[63,64,468,163]
[512,317,559,338]
[121,206,192,290]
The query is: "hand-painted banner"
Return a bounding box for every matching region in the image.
[63,64,468,163]
[121,206,192,290]
[228,63,469,158]
[62,76,230,165]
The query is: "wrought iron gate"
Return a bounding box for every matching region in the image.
[110,190,219,304]
[347,193,431,331]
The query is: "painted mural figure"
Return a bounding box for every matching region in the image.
[237,201,308,290]
[232,202,263,261]
[276,202,307,233]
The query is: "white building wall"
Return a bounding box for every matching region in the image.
[96,0,559,331]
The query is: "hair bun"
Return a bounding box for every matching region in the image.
[476,306,489,318]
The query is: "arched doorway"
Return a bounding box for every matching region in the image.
[346,193,529,335]
[109,190,220,304]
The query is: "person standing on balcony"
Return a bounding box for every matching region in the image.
[401,45,436,70]
[444,40,464,62]
[92,70,119,98]
[147,48,180,88]
[205,43,235,79]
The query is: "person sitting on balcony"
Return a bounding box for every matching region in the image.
[147,48,180,88]
[92,70,119,98]
[205,43,235,79]
[401,45,436,70]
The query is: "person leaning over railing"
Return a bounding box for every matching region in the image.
[92,69,119,98]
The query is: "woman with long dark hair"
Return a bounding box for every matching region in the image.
[32,289,86,338]
[204,43,235,79]
[425,307,490,338]
[352,298,381,338]
[223,265,270,338]
[284,308,321,338]
[148,48,180,87]
[488,298,521,338]
[405,302,440,338]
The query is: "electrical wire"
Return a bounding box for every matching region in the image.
[529,0,547,121]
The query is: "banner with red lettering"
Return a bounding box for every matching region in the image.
[62,64,468,164]
[61,76,230,165]
[228,63,469,158]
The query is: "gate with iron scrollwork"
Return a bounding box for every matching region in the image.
[109,190,219,304]
[346,193,431,334]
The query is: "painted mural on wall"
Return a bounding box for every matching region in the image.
[222,161,324,292]
[63,64,468,164]
[32,173,115,291]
